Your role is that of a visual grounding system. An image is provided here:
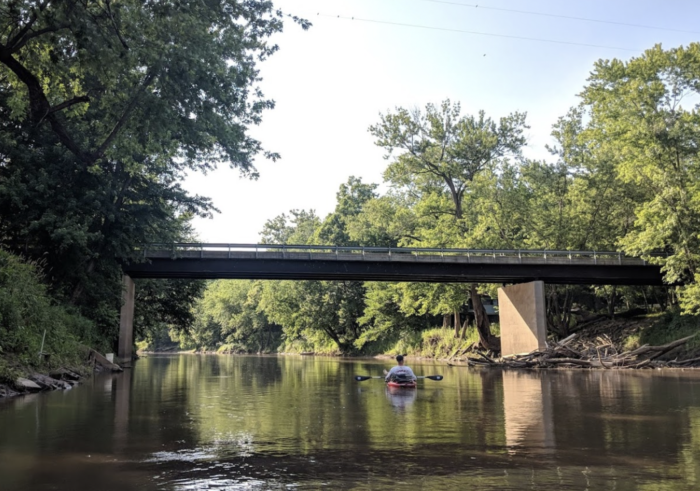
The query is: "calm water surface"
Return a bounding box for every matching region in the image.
[2,355,700,490]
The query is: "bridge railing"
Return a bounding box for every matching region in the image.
[137,243,668,265]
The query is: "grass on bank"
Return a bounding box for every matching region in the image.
[623,310,700,356]
[0,249,102,383]
[399,324,500,359]
[350,324,501,359]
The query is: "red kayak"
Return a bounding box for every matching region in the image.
[387,380,417,388]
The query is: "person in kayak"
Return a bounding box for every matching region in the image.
[384,355,417,383]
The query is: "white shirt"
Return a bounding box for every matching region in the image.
[385,365,417,381]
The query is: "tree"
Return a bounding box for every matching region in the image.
[133,278,207,349]
[260,209,320,246]
[259,279,365,354]
[0,1,309,171]
[315,176,378,246]
[186,280,280,353]
[577,43,700,312]
[370,100,527,221]
[0,1,308,341]
[369,101,527,350]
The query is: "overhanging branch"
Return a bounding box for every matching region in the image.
[49,96,90,114]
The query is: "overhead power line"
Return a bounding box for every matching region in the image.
[318,13,639,52]
[415,0,700,35]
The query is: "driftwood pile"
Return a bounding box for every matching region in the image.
[464,333,699,369]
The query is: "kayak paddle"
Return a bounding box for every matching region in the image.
[354,375,443,382]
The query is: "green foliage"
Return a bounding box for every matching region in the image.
[259,279,364,354]
[181,280,281,353]
[315,177,379,246]
[260,209,321,246]
[134,278,207,349]
[354,282,430,350]
[370,100,528,222]
[0,1,307,347]
[382,324,501,359]
[623,334,641,352]
[0,357,20,384]
[415,328,475,358]
[577,43,700,312]
[256,178,380,354]
[639,310,700,352]
[0,249,99,369]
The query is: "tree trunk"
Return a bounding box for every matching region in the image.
[443,314,450,329]
[453,309,461,338]
[608,286,617,319]
[470,283,500,352]
[460,319,469,338]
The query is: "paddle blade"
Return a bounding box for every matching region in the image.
[426,375,443,381]
[354,375,372,381]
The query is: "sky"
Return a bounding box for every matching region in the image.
[184,0,700,244]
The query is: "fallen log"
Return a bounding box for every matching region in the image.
[89,349,123,372]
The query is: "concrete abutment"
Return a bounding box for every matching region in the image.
[497,281,547,357]
[117,275,135,368]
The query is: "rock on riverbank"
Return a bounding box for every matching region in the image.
[0,368,82,399]
[0,350,124,400]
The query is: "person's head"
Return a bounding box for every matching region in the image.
[396,355,404,365]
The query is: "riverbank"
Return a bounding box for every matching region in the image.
[0,349,124,399]
[450,311,700,369]
[140,311,700,368]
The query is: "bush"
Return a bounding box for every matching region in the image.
[0,249,97,370]
[639,309,700,353]
[384,323,501,359]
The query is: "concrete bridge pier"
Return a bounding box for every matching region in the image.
[117,275,135,368]
[498,281,547,357]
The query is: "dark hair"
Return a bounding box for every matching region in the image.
[396,355,404,362]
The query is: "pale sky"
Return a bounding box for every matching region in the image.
[184,0,700,244]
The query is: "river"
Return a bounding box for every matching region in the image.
[1,355,700,490]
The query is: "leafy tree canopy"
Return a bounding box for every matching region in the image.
[0,1,309,343]
[577,43,700,311]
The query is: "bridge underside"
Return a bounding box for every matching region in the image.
[123,257,664,286]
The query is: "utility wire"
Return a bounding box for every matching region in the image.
[415,0,700,35]
[318,13,640,52]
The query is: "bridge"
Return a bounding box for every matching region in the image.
[122,243,665,285]
[116,244,668,367]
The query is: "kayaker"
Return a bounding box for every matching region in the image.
[384,355,417,383]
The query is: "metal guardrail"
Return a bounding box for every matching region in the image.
[138,243,668,266]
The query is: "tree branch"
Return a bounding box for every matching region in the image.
[4,0,50,51]
[0,48,90,162]
[49,95,90,114]
[8,24,71,53]
[95,71,156,158]
[104,0,129,50]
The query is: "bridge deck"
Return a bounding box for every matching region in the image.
[122,245,665,285]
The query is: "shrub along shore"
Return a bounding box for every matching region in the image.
[0,249,117,398]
